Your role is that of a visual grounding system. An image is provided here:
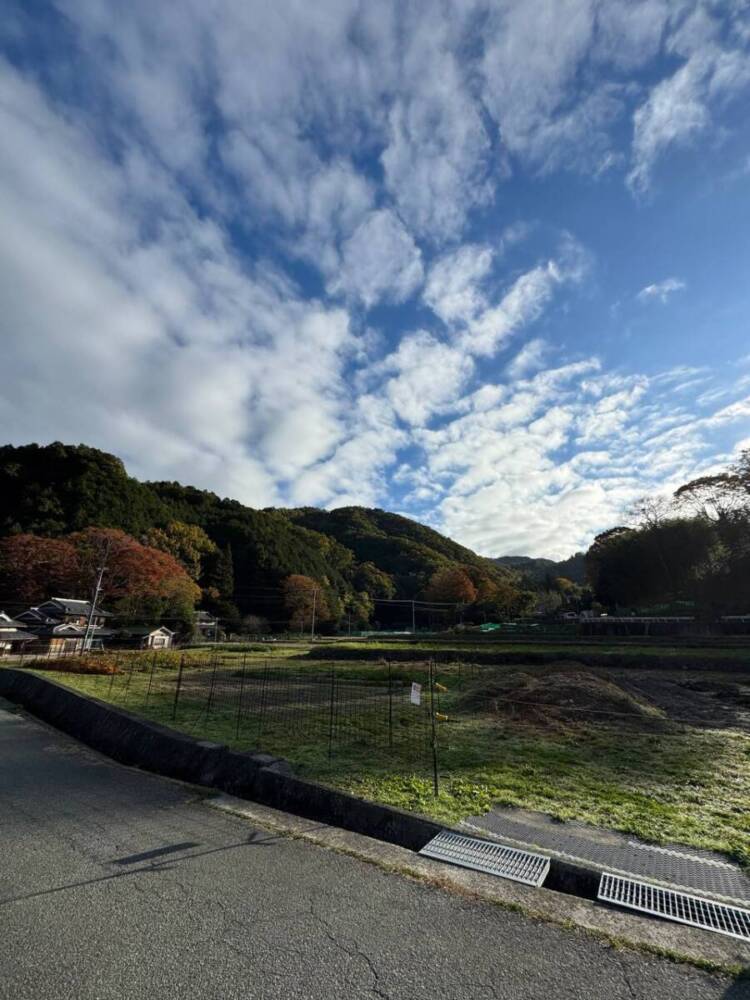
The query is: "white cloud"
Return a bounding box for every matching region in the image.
[637,277,687,303]
[290,393,407,508]
[628,54,713,193]
[424,364,747,560]
[506,339,550,379]
[481,0,598,166]
[380,9,493,241]
[703,396,750,427]
[593,0,669,70]
[381,331,474,427]
[628,22,750,193]
[0,58,358,504]
[423,244,494,324]
[3,3,750,566]
[328,208,424,307]
[460,235,589,357]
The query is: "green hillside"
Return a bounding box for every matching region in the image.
[0,442,171,537]
[285,507,500,595]
[493,552,587,585]
[0,443,514,613]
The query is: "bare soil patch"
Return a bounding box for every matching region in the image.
[613,672,750,731]
[455,667,665,729]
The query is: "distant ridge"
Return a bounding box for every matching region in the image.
[493,552,587,585]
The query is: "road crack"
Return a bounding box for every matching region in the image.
[309,895,393,1000]
[616,952,640,1000]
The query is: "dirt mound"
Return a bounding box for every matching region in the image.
[456,668,665,727]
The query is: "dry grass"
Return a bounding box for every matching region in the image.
[29,655,120,675]
[455,667,666,728]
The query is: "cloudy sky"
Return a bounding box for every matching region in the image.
[2,1,750,559]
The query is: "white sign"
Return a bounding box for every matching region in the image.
[410,682,422,706]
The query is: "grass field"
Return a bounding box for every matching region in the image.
[181,638,750,665]
[33,649,750,868]
[305,639,750,663]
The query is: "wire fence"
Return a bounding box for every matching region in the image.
[48,652,443,768]
[6,649,748,796]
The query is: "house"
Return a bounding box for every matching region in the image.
[194,610,219,640]
[16,598,112,630]
[16,597,114,654]
[32,623,88,655]
[0,611,36,656]
[118,626,175,649]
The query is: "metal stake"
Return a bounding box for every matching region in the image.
[388,659,393,749]
[206,654,218,718]
[328,664,336,759]
[236,660,246,740]
[172,655,184,720]
[257,660,268,747]
[429,660,439,797]
[145,650,157,707]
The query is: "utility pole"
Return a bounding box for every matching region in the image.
[83,539,110,652]
[411,599,416,635]
[310,588,318,642]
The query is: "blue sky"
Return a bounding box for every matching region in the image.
[1,1,749,559]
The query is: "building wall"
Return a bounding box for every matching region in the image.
[145,633,172,649]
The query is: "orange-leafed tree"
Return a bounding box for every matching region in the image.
[425,566,478,605]
[0,533,81,604]
[283,574,330,632]
[68,528,201,630]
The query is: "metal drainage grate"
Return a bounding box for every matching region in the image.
[598,873,750,941]
[420,831,550,887]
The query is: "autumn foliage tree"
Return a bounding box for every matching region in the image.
[69,528,200,629]
[475,577,534,618]
[283,575,330,632]
[0,533,80,603]
[0,528,200,630]
[425,566,478,605]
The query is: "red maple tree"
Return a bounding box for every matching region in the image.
[0,534,80,604]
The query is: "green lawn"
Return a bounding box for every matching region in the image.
[41,658,750,869]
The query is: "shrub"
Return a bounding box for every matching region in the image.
[31,655,119,675]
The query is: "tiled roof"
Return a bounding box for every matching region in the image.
[0,612,26,629]
[121,626,175,637]
[44,598,113,617]
[0,629,35,643]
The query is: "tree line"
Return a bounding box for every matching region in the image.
[0,443,535,634]
[586,450,750,615]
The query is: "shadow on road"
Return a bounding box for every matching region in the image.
[112,841,200,865]
[0,830,279,907]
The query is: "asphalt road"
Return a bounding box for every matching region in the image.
[0,704,747,1000]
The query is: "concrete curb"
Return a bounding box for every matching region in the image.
[0,668,728,923]
[207,794,750,975]
[0,668,441,852]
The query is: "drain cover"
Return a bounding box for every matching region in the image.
[462,810,750,904]
[420,830,550,887]
[598,873,750,941]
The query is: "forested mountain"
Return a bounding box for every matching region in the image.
[286,507,499,596]
[0,443,515,621]
[493,552,587,585]
[0,442,172,537]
